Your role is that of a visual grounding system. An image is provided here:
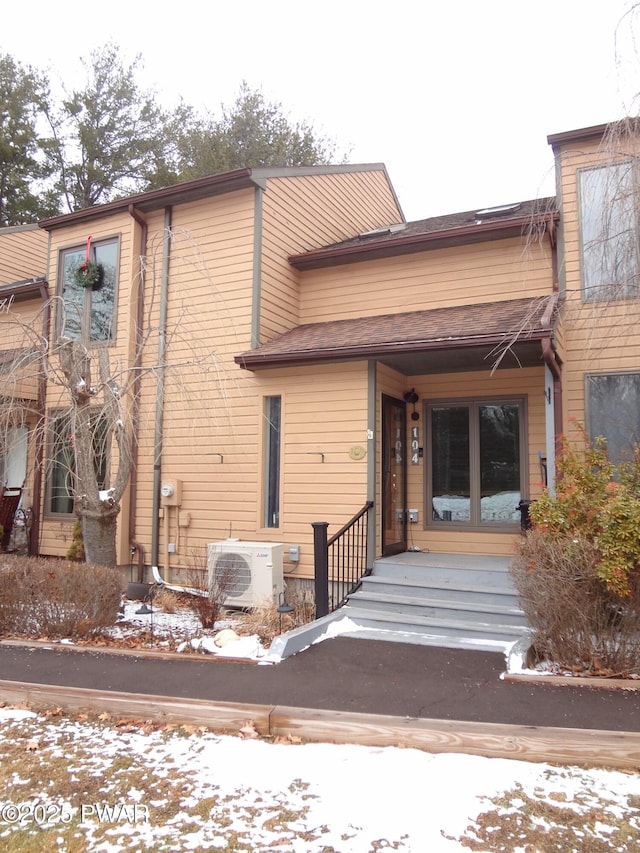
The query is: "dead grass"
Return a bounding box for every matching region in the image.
[449,780,640,851]
[236,588,316,645]
[152,587,180,613]
[0,708,331,852]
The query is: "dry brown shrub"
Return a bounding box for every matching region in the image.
[238,586,316,644]
[0,555,122,638]
[152,587,180,613]
[179,548,242,630]
[512,529,640,674]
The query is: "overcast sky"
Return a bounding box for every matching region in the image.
[4,1,640,221]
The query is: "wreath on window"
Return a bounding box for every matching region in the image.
[74,236,104,290]
[74,260,104,290]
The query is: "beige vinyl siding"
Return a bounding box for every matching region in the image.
[138,361,370,580]
[0,296,45,354]
[299,236,553,323]
[554,134,640,442]
[131,194,257,562]
[0,226,47,284]
[260,170,403,342]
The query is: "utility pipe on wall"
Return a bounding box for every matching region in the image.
[150,208,172,570]
[127,204,148,582]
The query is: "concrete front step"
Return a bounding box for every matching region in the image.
[343,552,529,648]
[359,575,521,608]
[325,623,526,654]
[342,604,529,645]
[267,608,529,660]
[347,588,528,627]
[269,551,529,659]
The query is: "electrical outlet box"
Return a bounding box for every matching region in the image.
[408,509,419,523]
[288,544,300,562]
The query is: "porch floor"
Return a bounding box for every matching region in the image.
[374,550,513,571]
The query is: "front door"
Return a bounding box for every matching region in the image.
[382,394,407,555]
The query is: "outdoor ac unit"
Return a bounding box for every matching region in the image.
[207,540,284,608]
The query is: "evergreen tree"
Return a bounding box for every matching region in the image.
[0,53,55,225]
[46,43,174,211]
[171,82,340,182]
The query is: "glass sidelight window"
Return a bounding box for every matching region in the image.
[263,396,281,528]
[428,400,523,526]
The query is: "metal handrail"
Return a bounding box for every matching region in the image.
[312,501,373,617]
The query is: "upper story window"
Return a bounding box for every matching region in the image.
[58,238,119,342]
[579,162,639,300]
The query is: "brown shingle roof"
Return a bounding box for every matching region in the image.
[289,198,557,270]
[235,296,557,371]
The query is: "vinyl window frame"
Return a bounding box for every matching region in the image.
[262,395,282,529]
[578,161,640,301]
[425,396,527,530]
[57,236,120,344]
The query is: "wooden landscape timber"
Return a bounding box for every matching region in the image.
[0,679,639,770]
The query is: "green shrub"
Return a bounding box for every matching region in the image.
[530,430,640,597]
[66,520,86,561]
[0,555,122,638]
[514,428,640,671]
[512,529,640,673]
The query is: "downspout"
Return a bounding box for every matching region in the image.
[127,204,147,582]
[150,207,172,570]
[31,281,51,556]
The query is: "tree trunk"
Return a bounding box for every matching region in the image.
[81,509,119,567]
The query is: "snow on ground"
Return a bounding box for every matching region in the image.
[3,600,640,848]
[0,706,638,852]
[68,598,548,675]
[105,598,271,661]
